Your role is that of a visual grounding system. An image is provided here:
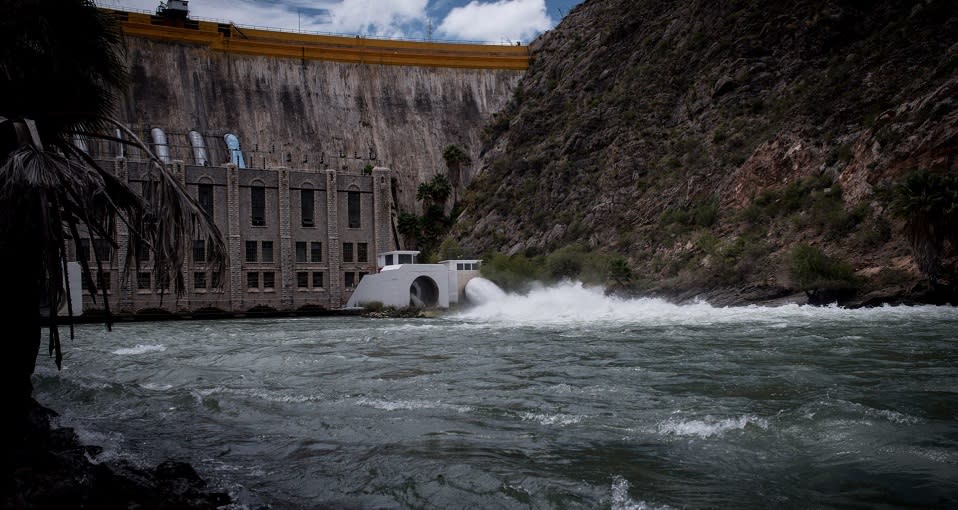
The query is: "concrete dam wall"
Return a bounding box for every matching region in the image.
[115,28,524,213]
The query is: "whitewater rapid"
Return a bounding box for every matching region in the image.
[36,294,958,508]
[458,279,958,326]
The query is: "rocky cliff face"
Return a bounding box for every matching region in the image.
[118,37,522,213]
[456,0,958,303]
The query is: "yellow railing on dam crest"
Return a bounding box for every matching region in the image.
[106,9,530,70]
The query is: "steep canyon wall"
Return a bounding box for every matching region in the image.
[117,35,523,213]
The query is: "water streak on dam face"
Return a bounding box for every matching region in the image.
[119,36,523,211]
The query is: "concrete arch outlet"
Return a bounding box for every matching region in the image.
[410,276,439,308]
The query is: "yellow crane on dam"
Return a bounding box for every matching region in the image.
[104,6,530,71]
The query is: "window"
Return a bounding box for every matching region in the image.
[97,271,111,291]
[301,189,314,227]
[262,241,274,263]
[193,240,206,263]
[198,183,214,218]
[157,273,170,291]
[358,271,367,282]
[137,239,150,262]
[357,243,368,263]
[211,271,222,288]
[295,242,307,263]
[342,243,353,263]
[345,271,355,288]
[384,254,394,266]
[312,272,324,288]
[93,239,113,261]
[262,271,275,289]
[347,191,361,228]
[310,242,322,263]
[247,272,259,289]
[251,185,265,226]
[398,254,413,264]
[78,239,91,261]
[137,272,151,290]
[194,272,207,289]
[457,263,465,271]
[245,241,257,262]
[297,272,309,288]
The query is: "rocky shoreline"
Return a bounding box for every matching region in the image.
[3,401,231,510]
[633,281,958,309]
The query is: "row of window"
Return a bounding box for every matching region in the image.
[249,187,363,229]
[77,239,113,262]
[83,270,367,293]
[342,242,368,263]
[80,239,367,267]
[344,271,367,289]
[248,271,325,290]
[245,240,275,263]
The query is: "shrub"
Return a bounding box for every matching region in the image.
[481,253,544,291]
[363,301,384,312]
[437,238,466,261]
[788,244,858,291]
[608,257,633,285]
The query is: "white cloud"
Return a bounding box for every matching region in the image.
[437,0,553,43]
[324,0,428,38]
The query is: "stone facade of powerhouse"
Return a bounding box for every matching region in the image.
[75,157,394,314]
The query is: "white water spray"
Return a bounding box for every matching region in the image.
[455,280,958,326]
[464,277,507,305]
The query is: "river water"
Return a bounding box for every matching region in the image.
[34,282,958,509]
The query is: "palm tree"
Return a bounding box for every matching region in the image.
[889,170,958,279]
[441,144,470,203]
[0,0,225,416]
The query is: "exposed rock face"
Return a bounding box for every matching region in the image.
[456,0,958,300]
[118,37,522,213]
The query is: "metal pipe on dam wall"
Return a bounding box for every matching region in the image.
[113,18,525,213]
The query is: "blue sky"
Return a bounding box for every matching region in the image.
[96,0,585,43]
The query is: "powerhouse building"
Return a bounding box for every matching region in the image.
[74,141,394,315]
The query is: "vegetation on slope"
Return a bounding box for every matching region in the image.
[454,0,958,304]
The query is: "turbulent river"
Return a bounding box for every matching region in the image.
[35,282,958,509]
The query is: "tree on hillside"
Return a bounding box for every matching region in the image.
[0,0,225,417]
[441,144,470,203]
[404,174,455,259]
[889,169,958,280]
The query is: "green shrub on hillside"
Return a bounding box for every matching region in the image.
[481,253,544,291]
[788,244,858,291]
[481,246,620,291]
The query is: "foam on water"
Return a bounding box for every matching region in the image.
[611,476,673,510]
[656,414,770,438]
[112,344,167,355]
[354,397,471,413]
[455,280,958,326]
[519,411,583,426]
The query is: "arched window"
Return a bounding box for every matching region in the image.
[197,176,214,218]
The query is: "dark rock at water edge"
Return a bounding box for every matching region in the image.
[608,281,956,308]
[3,400,230,509]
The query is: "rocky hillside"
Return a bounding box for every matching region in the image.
[454,0,958,304]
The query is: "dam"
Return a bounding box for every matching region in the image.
[75,7,526,315]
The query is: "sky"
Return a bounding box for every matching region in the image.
[95,0,585,44]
